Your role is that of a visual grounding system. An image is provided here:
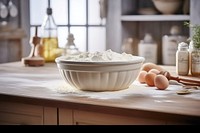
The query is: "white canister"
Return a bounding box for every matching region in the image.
[138,33,157,64]
[162,25,187,65]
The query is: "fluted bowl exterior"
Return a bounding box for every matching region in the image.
[55,56,144,91]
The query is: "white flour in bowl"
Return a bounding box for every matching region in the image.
[60,49,137,62]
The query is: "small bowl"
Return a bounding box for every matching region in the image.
[152,0,182,14]
[55,54,144,92]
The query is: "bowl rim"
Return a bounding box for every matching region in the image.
[55,56,145,65]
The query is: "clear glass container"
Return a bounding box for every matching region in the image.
[65,33,79,55]
[189,41,200,77]
[176,42,189,76]
[40,3,59,62]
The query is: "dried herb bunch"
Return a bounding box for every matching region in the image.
[184,22,200,49]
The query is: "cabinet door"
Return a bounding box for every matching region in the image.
[58,108,73,125]
[0,101,58,125]
[43,107,58,125]
[0,101,43,125]
[73,110,165,125]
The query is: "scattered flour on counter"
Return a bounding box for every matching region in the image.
[53,81,200,102]
[59,49,138,62]
[55,81,200,100]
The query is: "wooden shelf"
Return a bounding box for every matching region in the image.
[0,28,26,40]
[121,15,190,21]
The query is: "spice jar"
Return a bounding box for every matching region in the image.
[189,41,200,77]
[176,42,189,76]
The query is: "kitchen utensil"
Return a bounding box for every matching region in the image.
[160,71,200,86]
[55,51,145,91]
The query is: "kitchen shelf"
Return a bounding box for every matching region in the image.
[121,15,190,21]
[106,0,200,65]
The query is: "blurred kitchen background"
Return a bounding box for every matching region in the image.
[0,0,199,65]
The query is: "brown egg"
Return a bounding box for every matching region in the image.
[145,72,157,86]
[154,75,169,90]
[137,70,147,83]
[148,69,160,75]
[141,63,164,72]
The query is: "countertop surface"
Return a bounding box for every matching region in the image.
[0,62,200,120]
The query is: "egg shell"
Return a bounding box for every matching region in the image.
[145,72,157,86]
[154,75,169,90]
[148,69,160,75]
[137,70,147,83]
[141,63,164,72]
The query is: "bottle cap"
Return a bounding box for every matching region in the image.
[46,7,52,15]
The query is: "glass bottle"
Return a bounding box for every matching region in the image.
[40,1,58,62]
[65,33,79,55]
[176,42,189,76]
[189,41,200,77]
[138,33,157,64]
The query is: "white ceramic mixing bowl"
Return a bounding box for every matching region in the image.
[56,55,144,91]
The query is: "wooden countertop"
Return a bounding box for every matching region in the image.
[0,62,200,123]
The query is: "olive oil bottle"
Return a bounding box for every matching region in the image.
[40,0,59,62]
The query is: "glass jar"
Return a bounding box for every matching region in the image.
[176,42,189,76]
[190,41,200,77]
[65,33,79,55]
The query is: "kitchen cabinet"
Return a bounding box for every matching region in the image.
[59,109,165,125]
[106,0,194,64]
[0,101,57,125]
[59,107,199,125]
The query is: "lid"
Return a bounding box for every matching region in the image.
[178,42,188,50]
[141,33,154,44]
[170,25,180,35]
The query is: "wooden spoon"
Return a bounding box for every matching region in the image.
[159,71,200,86]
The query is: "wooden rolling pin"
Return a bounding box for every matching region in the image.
[160,71,200,86]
